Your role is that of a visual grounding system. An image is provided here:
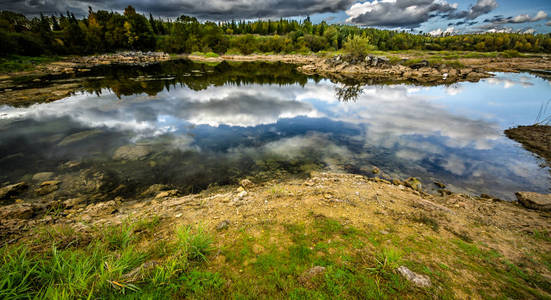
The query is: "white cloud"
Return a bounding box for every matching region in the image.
[429,26,456,36]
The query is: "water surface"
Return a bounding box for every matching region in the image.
[1,61,549,200]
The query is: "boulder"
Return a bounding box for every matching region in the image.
[0,182,28,200]
[516,192,551,211]
[396,266,431,288]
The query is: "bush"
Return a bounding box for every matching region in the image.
[344,35,374,58]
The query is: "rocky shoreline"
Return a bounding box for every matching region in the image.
[298,54,491,85]
[1,171,550,297]
[1,52,551,107]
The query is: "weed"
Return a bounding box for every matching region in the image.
[411,214,440,232]
[176,225,214,262]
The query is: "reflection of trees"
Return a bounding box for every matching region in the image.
[79,60,321,98]
[335,84,363,102]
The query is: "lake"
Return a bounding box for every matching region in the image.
[0,60,549,200]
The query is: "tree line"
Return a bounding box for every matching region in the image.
[1,6,551,57]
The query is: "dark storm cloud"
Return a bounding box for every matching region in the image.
[0,0,355,18]
[483,10,548,25]
[346,0,498,28]
[446,0,497,20]
[345,0,457,28]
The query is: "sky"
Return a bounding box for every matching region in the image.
[1,0,550,34]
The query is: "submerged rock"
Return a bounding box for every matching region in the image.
[32,172,55,182]
[58,130,102,146]
[35,180,61,196]
[396,266,431,288]
[0,182,28,201]
[516,192,551,211]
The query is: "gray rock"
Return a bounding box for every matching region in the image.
[397,266,431,288]
[216,220,230,231]
[516,192,551,211]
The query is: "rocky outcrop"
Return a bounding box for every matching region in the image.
[298,54,492,85]
[516,192,551,211]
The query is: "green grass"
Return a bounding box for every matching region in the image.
[0,55,59,74]
[1,214,550,299]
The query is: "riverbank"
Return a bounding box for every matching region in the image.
[1,171,550,298]
[506,125,551,165]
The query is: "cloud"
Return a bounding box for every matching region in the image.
[485,10,548,25]
[429,26,456,36]
[447,0,497,20]
[1,0,355,18]
[345,0,457,27]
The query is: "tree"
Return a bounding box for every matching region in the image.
[344,35,373,57]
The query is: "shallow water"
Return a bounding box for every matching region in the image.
[0,61,549,200]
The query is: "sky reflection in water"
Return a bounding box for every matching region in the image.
[0,71,549,200]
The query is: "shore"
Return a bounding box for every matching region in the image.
[1,171,550,298]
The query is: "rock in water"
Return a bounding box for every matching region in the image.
[516,192,551,211]
[396,266,431,288]
[0,182,28,201]
[32,172,54,182]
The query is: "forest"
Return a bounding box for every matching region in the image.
[1,5,551,57]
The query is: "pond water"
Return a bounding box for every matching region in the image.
[0,60,549,200]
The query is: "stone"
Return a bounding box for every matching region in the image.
[63,197,85,209]
[404,177,422,192]
[216,220,230,231]
[433,181,446,189]
[298,266,326,289]
[372,167,380,175]
[32,172,55,182]
[155,190,179,199]
[58,130,101,146]
[141,184,171,197]
[237,190,248,199]
[516,192,551,211]
[240,179,254,189]
[35,181,61,195]
[0,203,34,219]
[0,182,28,200]
[397,266,431,288]
[113,145,152,160]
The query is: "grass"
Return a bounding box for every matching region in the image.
[0,55,59,74]
[1,213,550,299]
